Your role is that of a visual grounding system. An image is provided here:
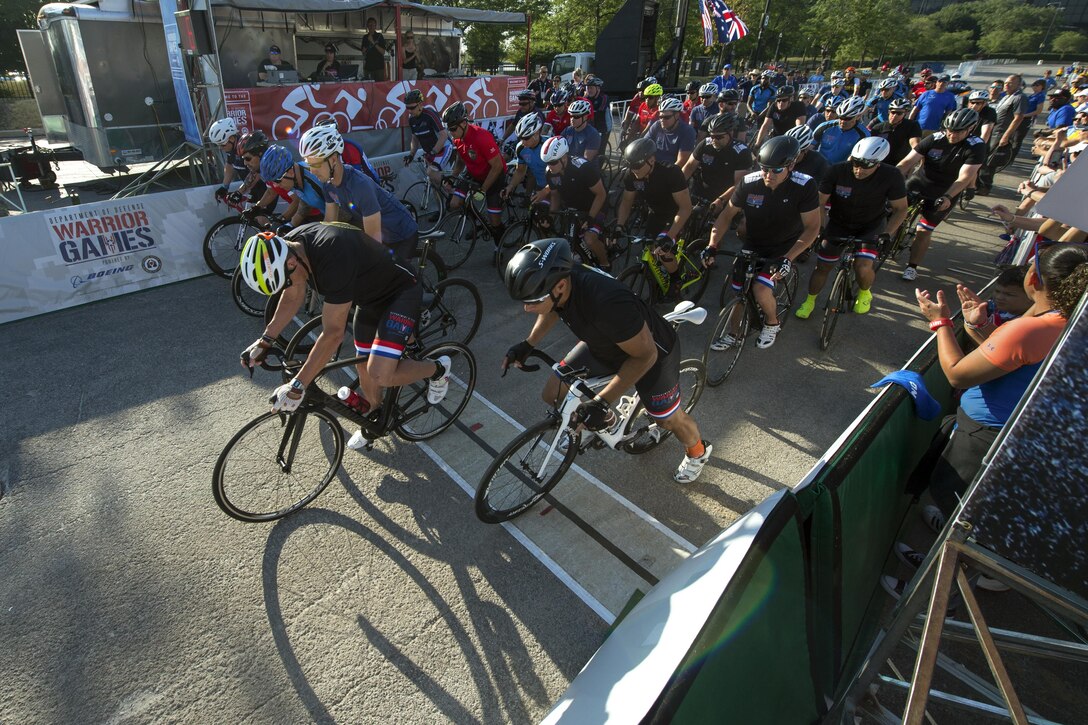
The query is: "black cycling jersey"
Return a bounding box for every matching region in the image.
[408,108,444,154]
[793,150,831,186]
[730,170,820,254]
[624,162,688,221]
[588,92,610,135]
[557,265,676,369]
[820,161,907,229]
[914,131,988,190]
[690,138,752,200]
[226,147,248,176]
[766,101,808,137]
[868,117,922,165]
[970,105,997,138]
[284,221,416,307]
[546,157,605,214]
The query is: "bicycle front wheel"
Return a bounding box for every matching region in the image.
[213,408,344,522]
[231,267,267,317]
[617,263,656,305]
[395,342,476,441]
[475,418,578,523]
[204,216,247,278]
[621,358,706,454]
[419,278,483,347]
[402,181,444,234]
[705,298,751,387]
[819,269,849,351]
[496,220,541,279]
[432,211,477,270]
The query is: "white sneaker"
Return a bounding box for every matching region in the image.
[922,504,946,533]
[756,324,781,349]
[347,429,369,451]
[901,265,918,281]
[710,333,740,351]
[674,442,713,483]
[427,355,452,405]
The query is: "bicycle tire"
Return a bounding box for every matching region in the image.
[415,244,448,292]
[432,210,477,270]
[284,315,357,395]
[212,408,344,523]
[621,358,706,454]
[775,266,800,323]
[474,418,578,523]
[419,278,483,347]
[395,342,477,441]
[958,193,971,212]
[819,269,849,351]
[203,216,248,279]
[231,267,266,317]
[261,290,316,371]
[704,298,751,387]
[617,263,656,305]
[496,220,541,279]
[402,181,445,234]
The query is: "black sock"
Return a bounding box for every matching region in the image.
[429,361,445,380]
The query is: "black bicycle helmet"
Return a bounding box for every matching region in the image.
[442,101,469,126]
[706,112,737,136]
[635,80,647,92]
[587,76,605,88]
[942,107,979,132]
[239,130,269,155]
[776,85,795,99]
[757,135,800,167]
[718,89,741,103]
[624,137,657,167]
[405,89,424,105]
[686,81,700,93]
[516,89,536,102]
[504,238,574,302]
[889,97,912,111]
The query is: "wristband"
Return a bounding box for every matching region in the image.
[928,317,954,331]
[289,377,305,393]
[260,333,276,346]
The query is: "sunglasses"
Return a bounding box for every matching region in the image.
[570,113,587,119]
[446,123,463,131]
[405,104,420,111]
[850,158,878,168]
[889,109,906,114]
[243,154,258,161]
[521,291,552,304]
[759,164,787,174]
[660,114,676,120]
[545,159,563,167]
[719,101,737,105]
[518,100,533,104]
[710,134,729,139]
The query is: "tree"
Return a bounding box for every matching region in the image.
[0,0,43,73]
[464,25,508,71]
[1052,30,1088,56]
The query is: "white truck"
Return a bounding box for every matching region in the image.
[550,52,595,83]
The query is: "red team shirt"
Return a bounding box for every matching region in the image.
[637,102,660,130]
[453,124,502,181]
[546,109,571,135]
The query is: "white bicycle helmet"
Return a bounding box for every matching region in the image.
[568,99,592,117]
[515,112,543,139]
[878,78,898,91]
[699,82,718,97]
[659,97,685,113]
[968,90,989,102]
[239,232,291,296]
[540,136,569,163]
[208,117,238,145]
[831,70,845,80]
[785,124,814,151]
[850,136,890,164]
[299,124,344,159]
[837,96,866,119]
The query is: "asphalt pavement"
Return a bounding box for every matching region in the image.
[0,61,1058,723]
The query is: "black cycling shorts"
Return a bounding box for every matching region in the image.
[729,248,789,292]
[559,340,684,420]
[352,281,423,361]
[906,176,956,230]
[817,219,884,264]
[452,176,505,217]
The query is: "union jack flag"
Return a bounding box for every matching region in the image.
[701,0,749,46]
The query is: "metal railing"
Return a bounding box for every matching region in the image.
[0,75,34,100]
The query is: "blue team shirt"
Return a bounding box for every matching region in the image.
[712,75,739,92]
[867,95,893,123]
[515,141,549,186]
[293,166,327,210]
[1026,91,1047,115]
[644,119,697,164]
[959,362,1042,428]
[323,165,417,243]
[561,124,602,160]
[813,120,871,164]
[914,90,959,131]
[748,85,776,114]
[1047,104,1075,129]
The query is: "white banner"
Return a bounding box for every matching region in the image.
[0,186,226,324]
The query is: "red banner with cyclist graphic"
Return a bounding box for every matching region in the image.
[225,77,518,142]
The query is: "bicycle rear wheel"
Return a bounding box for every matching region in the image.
[212,408,344,522]
[203,216,248,279]
[395,342,476,441]
[475,418,578,523]
[704,298,751,387]
[231,268,266,317]
[617,263,656,306]
[418,278,483,347]
[621,358,706,454]
[819,269,849,351]
[402,181,445,234]
[432,210,477,270]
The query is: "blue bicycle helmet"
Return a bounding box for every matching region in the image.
[260,144,294,182]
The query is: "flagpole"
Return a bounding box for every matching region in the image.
[749,0,771,68]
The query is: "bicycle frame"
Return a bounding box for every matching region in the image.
[634,238,704,297]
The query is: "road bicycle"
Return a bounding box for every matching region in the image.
[703,249,799,387]
[474,301,707,524]
[616,234,710,308]
[400,158,448,234]
[817,236,876,351]
[428,175,505,270]
[876,191,924,272]
[496,207,628,280]
[213,340,477,523]
[203,196,271,279]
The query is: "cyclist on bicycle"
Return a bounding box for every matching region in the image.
[630,82,664,140]
[237,224,451,444]
[703,136,821,349]
[300,124,419,261]
[867,97,921,165]
[442,101,506,241]
[546,89,573,136]
[256,145,326,232]
[615,138,693,283]
[812,96,871,164]
[503,89,543,148]
[746,71,776,117]
[682,113,753,214]
[816,77,850,113]
[787,124,830,185]
[403,89,452,187]
[895,107,986,281]
[207,118,264,205]
[690,83,719,139]
[965,90,997,144]
[681,81,700,120]
[584,76,610,136]
[537,136,610,269]
[312,118,381,183]
[794,137,909,319]
[643,97,696,166]
[504,113,550,201]
[754,86,808,147]
[235,131,279,224]
[501,238,713,484]
[561,99,602,163]
[866,78,900,124]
